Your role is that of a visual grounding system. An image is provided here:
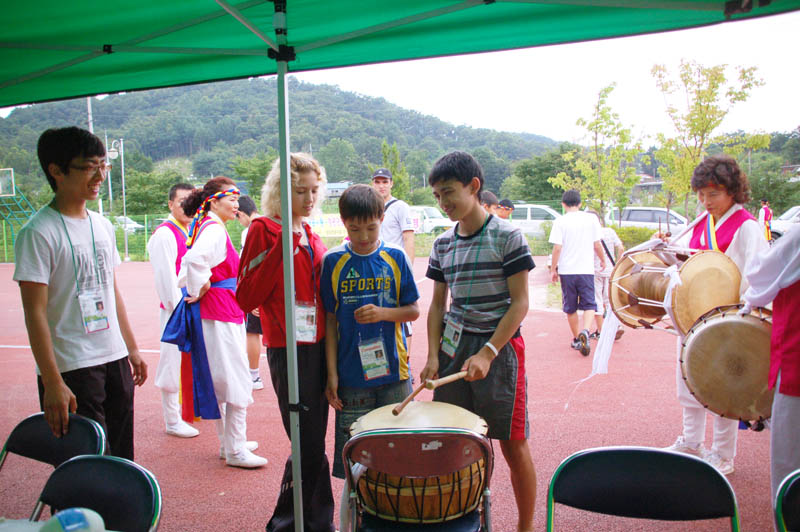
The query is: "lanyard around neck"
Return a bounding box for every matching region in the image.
[55,208,101,294]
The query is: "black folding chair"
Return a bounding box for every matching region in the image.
[31,455,162,532]
[775,468,800,532]
[0,412,106,470]
[546,446,740,531]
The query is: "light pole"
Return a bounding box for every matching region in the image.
[107,138,129,261]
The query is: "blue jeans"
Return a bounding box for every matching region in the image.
[332,378,412,478]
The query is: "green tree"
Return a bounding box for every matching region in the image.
[507,143,577,202]
[747,151,799,216]
[231,150,277,201]
[316,138,366,183]
[472,147,510,194]
[651,60,768,216]
[123,169,184,215]
[549,84,645,219]
[408,188,437,206]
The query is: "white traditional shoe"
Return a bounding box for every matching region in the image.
[226,447,268,469]
[663,435,705,457]
[219,440,258,459]
[252,376,265,390]
[705,451,734,475]
[165,420,200,438]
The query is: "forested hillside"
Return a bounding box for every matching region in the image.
[0,77,557,207]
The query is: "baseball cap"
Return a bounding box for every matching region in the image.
[372,168,392,180]
[499,199,515,210]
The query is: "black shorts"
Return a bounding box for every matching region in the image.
[559,274,597,314]
[246,312,262,335]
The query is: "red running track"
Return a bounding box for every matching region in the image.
[0,260,774,531]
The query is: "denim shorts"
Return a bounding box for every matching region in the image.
[331,378,412,478]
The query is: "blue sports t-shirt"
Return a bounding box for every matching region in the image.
[321,241,419,388]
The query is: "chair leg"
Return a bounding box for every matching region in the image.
[482,488,492,532]
[30,501,45,521]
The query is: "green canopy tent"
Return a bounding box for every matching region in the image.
[3,2,799,530]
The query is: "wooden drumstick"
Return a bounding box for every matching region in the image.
[425,370,468,390]
[391,380,427,416]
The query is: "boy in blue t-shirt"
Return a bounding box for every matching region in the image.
[320,184,420,479]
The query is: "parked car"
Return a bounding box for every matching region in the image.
[114,215,145,233]
[606,206,687,231]
[771,205,800,239]
[508,204,561,237]
[409,206,456,234]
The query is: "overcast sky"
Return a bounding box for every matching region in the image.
[297,10,800,145]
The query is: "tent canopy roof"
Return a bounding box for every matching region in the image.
[1,0,799,108]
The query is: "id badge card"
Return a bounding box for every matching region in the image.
[295,302,317,343]
[78,288,110,334]
[441,315,463,358]
[358,337,391,381]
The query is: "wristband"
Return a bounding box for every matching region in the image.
[484,341,499,358]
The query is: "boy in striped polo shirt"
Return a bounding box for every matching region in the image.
[420,151,537,532]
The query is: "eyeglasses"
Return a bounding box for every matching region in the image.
[70,162,112,175]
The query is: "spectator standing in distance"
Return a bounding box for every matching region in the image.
[421,151,537,532]
[235,194,264,390]
[372,167,416,351]
[742,225,800,502]
[757,198,773,241]
[147,182,199,437]
[587,209,624,340]
[480,190,500,215]
[548,190,605,356]
[14,126,147,459]
[497,198,515,220]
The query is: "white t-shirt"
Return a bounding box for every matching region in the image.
[549,210,602,275]
[595,226,622,277]
[13,206,128,374]
[380,197,414,249]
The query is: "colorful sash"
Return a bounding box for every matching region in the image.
[161,277,237,421]
[689,208,755,253]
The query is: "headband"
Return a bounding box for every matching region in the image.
[186,187,239,248]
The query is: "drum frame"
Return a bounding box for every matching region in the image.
[343,427,494,529]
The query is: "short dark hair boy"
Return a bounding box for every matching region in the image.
[428,150,484,193]
[339,183,384,221]
[37,126,106,192]
[562,189,581,207]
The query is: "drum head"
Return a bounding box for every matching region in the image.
[672,250,741,336]
[680,306,773,421]
[609,251,667,329]
[350,401,488,436]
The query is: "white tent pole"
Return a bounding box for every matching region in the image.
[274,9,305,532]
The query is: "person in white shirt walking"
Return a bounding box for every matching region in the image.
[587,209,624,340]
[548,190,605,356]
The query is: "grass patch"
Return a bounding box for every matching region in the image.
[547,282,563,309]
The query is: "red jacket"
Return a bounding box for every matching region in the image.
[236,216,326,348]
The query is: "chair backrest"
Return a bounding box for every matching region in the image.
[546,446,740,531]
[0,413,106,469]
[775,468,800,532]
[32,455,162,532]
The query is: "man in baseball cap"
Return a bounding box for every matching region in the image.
[498,198,515,220]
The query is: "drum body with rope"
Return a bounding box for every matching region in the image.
[680,304,773,422]
[609,246,741,335]
[349,401,489,523]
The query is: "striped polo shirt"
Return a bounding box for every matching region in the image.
[426,215,535,334]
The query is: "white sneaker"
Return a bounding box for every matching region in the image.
[165,420,200,438]
[705,451,734,475]
[663,436,705,457]
[252,376,265,390]
[219,440,258,459]
[226,447,268,469]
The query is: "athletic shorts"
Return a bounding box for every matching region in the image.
[559,273,597,314]
[433,330,528,441]
[245,312,262,335]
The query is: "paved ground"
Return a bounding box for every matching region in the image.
[0,259,774,531]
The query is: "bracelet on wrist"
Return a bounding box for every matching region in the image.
[484,341,499,358]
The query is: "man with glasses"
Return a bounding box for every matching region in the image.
[14,126,147,459]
